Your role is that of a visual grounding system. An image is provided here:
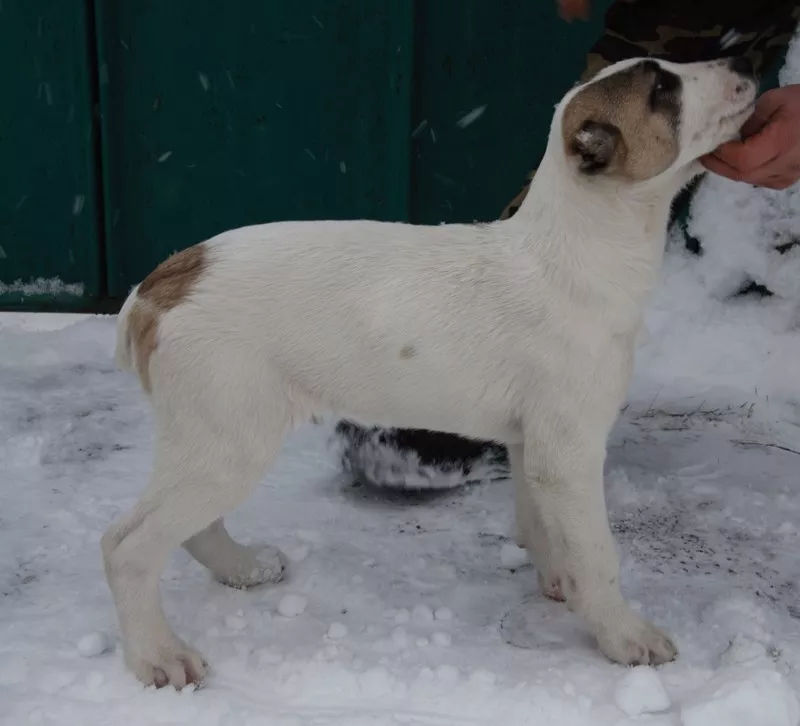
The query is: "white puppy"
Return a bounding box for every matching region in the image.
[105,57,757,688]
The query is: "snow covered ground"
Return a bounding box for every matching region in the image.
[3,40,800,726]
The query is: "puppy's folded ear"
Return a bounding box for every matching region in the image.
[570,120,622,174]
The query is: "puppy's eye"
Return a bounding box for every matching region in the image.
[649,70,680,110]
[654,71,678,93]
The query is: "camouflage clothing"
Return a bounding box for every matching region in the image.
[337,1,800,487]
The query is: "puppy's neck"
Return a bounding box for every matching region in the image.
[504,145,699,316]
[511,145,695,241]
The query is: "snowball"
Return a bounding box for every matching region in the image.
[392,627,410,649]
[614,666,671,716]
[360,667,395,696]
[277,594,307,618]
[500,543,529,569]
[327,622,348,640]
[432,631,452,647]
[284,544,310,563]
[435,664,460,684]
[224,614,247,631]
[77,632,110,658]
[469,669,497,686]
[412,604,434,624]
[434,607,453,621]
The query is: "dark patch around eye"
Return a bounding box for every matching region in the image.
[657,70,680,94]
[647,67,682,122]
[641,59,662,76]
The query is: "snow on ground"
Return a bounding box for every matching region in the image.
[3,39,800,726]
[2,224,800,726]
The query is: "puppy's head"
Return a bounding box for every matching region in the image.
[559,57,757,182]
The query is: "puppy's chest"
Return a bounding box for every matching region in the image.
[495,301,637,400]
[516,281,642,343]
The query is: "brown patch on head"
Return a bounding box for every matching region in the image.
[128,243,208,392]
[562,60,682,181]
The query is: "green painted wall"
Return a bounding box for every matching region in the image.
[19,0,776,311]
[0,0,103,310]
[94,1,414,297]
[410,1,608,225]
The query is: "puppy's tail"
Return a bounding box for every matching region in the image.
[115,284,141,373]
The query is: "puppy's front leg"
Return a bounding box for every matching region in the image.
[520,423,676,666]
[509,445,565,601]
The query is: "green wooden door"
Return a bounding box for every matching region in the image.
[1,0,618,308]
[94,0,413,297]
[0,0,102,309]
[410,0,611,225]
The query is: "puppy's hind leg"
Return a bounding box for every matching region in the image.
[102,394,289,689]
[183,518,286,589]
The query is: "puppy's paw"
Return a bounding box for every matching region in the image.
[596,615,677,666]
[215,544,286,590]
[128,641,208,690]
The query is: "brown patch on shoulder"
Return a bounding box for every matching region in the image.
[562,60,680,181]
[130,244,208,392]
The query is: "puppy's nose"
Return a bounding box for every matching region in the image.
[729,56,754,78]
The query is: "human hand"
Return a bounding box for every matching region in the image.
[558,0,591,22]
[702,85,800,190]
